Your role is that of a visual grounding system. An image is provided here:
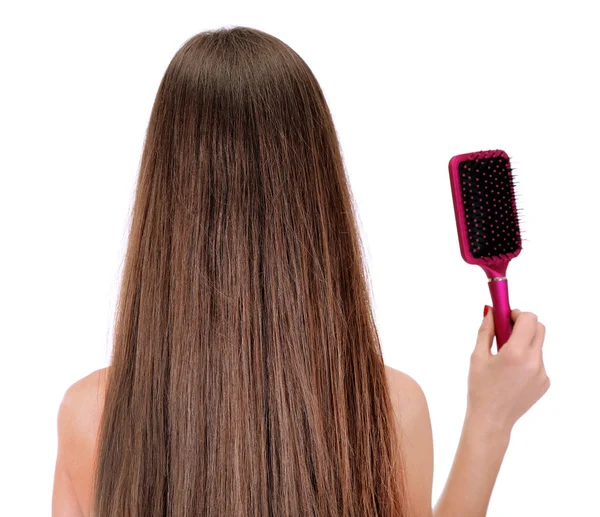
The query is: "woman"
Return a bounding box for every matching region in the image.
[52,26,550,517]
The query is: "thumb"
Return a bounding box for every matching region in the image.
[474,305,495,355]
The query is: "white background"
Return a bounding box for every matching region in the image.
[1,1,599,515]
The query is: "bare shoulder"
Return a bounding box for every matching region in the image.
[57,367,109,461]
[384,364,434,517]
[384,364,429,427]
[61,366,109,400]
[58,367,109,433]
[55,367,110,515]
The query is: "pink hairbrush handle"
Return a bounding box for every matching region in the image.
[488,277,514,350]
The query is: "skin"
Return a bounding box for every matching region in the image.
[52,307,549,517]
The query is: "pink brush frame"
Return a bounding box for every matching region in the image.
[448,149,522,350]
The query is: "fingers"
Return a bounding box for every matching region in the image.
[474,305,496,356]
[512,309,546,349]
[503,310,538,350]
[532,322,546,350]
[502,309,547,357]
[510,308,521,323]
[476,307,546,358]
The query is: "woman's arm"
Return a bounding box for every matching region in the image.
[433,411,510,516]
[388,368,509,517]
[388,307,549,517]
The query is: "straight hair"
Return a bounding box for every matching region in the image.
[92,26,409,517]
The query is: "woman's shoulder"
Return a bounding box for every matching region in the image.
[61,365,425,433]
[59,367,109,420]
[384,364,429,418]
[57,366,110,458]
[57,366,110,461]
[384,364,434,515]
[55,367,110,514]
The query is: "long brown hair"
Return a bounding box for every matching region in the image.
[93,26,409,517]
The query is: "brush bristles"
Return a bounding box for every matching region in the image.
[458,154,522,259]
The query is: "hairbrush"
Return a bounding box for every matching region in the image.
[448,149,522,350]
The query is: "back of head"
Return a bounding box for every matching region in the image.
[93,26,409,517]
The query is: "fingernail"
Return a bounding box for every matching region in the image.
[483,305,490,318]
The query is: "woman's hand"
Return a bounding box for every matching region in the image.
[466,307,551,437]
